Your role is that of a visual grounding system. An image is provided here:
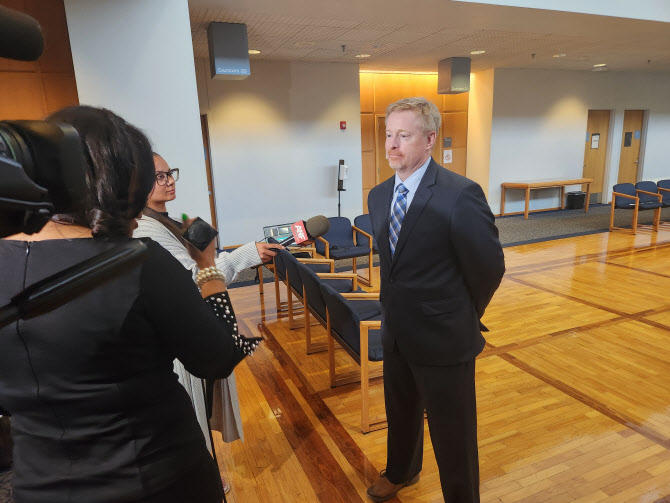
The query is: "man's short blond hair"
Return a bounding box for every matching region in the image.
[386,97,441,135]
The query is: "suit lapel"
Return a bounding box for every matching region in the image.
[391,159,438,266]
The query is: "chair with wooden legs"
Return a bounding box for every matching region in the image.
[270,246,318,313]
[276,248,332,326]
[610,182,662,234]
[319,282,386,433]
[297,261,359,354]
[280,249,333,329]
[353,214,378,254]
[657,179,670,225]
[315,217,374,287]
[636,181,663,230]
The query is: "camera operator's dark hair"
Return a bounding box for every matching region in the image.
[46,106,155,238]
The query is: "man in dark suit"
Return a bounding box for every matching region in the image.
[366,97,505,503]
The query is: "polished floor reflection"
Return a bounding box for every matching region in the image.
[216,226,670,502]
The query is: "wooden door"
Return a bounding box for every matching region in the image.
[582,110,610,196]
[441,112,467,176]
[617,110,645,184]
[200,114,220,247]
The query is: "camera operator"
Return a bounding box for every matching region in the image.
[0,105,260,503]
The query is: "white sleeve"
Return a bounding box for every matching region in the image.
[215,242,262,285]
[134,216,199,279]
[134,216,262,285]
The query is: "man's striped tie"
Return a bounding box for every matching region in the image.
[389,183,409,256]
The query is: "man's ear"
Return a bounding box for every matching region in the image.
[426,130,437,150]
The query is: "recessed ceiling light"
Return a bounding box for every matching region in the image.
[248,49,261,55]
[593,63,607,67]
[553,53,566,58]
[470,50,486,55]
[356,54,371,58]
[294,41,316,48]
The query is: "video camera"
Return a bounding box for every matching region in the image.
[0,5,89,238]
[0,5,148,329]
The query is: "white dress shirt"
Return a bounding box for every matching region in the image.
[389,157,431,217]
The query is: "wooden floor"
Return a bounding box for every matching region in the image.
[215,227,670,503]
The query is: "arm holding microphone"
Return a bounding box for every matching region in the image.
[134,214,281,285]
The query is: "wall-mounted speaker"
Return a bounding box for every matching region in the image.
[207,22,250,80]
[437,57,471,94]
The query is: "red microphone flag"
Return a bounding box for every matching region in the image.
[290,221,309,244]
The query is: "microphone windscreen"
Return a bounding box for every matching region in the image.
[0,6,44,61]
[305,215,330,238]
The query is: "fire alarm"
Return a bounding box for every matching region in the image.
[340,121,346,130]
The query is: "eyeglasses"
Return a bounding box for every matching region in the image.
[155,168,179,186]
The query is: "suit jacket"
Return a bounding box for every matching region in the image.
[368,158,505,366]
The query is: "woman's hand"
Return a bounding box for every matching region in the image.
[183,217,217,269]
[256,242,284,263]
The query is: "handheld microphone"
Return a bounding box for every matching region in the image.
[0,6,44,61]
[271,215,330,247]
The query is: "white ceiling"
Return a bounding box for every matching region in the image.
[188,0,670,73]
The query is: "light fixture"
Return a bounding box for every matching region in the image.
[294,41,316,48]
[356,54,371,58]
[593,63,607,67]
[553,53,566,58]
[248,49,261,55]
[470,50,486,55]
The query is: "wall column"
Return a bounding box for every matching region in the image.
[64,0,210,222]
[466,69,495,204]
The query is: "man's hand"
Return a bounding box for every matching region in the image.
[256,242,283,263]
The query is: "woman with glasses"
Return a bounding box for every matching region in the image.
[0,106,261,503]
[134,153,281,494]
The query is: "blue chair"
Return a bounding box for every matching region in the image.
[657,179,670,207]
[315,217,374,287]
[319,282,385,433]
[277,248,332,326]
[354,214,378,254]
[636,181,663,231]
[609,182,662,234]
[297,261,359,354]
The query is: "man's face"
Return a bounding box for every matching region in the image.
[385,110,435,175]
[148,154,176,206]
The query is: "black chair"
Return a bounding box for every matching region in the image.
[353,214,378,254]
[319,282,385,433]
[315,217,374,287]
[609,182,661,234]
[297,261,358,354]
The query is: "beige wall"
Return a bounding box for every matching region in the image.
[195,60,363,245]
[466,69,495,199]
